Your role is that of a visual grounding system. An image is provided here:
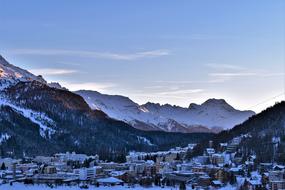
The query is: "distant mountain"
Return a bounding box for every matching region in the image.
[0,55,212,160]
[76,90,255,133]
[189,101,285,164]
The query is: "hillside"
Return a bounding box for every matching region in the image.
[188,101,285,163]
[0,55,213,161]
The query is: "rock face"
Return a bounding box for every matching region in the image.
[76,90,255,133]
[0,55,212,160]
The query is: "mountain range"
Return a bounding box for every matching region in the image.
[0,55,212,160]
[5,54,280,164]
[0,54,284,164]
[76,90,255,133]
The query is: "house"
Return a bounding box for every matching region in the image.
[211,154,224,165]
[218,143,228,152]
[229,167,243,175]
[192,166,205,173]
[44,166,57,174]
[269,170,285,190]
[111,171,134,184]
[74,166,100,180]
[197,175,211,187]
[206,148,215,156]
[129,162,145,175]
[243,179,262,190]
[162,172,194,187]
[273,165,285,171]
[213,169,229,183]
[211,180,222,188]
[179,163,193,172]
[194,156,210,165]
[143,164,156,176]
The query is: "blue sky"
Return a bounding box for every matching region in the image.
[0,0,284,112]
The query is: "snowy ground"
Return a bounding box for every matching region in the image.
[0,183,238,190]
[0,183,179,190]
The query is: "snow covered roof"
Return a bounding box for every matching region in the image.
[97,177,123,184]
[229,167,241,172]
[248,180,261,185]
[212,180,222,185]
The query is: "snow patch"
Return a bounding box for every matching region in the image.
[137,136,155,146]
[0,133,11,144]
[0,183,178,190]
[0,97,55,138]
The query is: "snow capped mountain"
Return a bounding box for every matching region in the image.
[0,54,254,135]
[75,90,169,131]
[0,55,211,159]
[0,55,67,91]
[0,55,47,89]
[76,90,255,133]
[0,55,61,138]
[143,99,255,130]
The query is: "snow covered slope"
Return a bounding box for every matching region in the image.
[76,90,255,133]
[0,55,47,89]
[0,55,60,138]
[0,54,254,134]
[0,55,212,158]
[0,55,66,90]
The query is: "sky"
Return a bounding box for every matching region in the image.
[0,0,284,113]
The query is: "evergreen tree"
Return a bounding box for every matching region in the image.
[179,182,186,190]
[0,163,5,170]
[175,153,180,160]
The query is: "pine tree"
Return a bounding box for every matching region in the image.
[1,163,6,170]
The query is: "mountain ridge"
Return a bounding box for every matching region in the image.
[76,90,255,133]
[0,55,212,160]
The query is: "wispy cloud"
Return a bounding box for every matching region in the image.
[155,80,198,84]
[209,72,258,77]
[160,34,237,41]
[210,71,284,78]
[58,81,115,92]
[29,68,77,76]
[129,89,205,101]
[206,63,284,82]
[206,63,245,70]
[9,48,170,61]
[156,89,204,95]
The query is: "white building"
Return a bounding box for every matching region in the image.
[74,166,100,180]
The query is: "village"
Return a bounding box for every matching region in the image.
[0,136,284,190]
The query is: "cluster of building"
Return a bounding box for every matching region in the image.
[0,136,285,189]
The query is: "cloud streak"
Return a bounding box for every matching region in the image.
[206,63,245,70]
[29,68,77,76]
[209,72,258,77]
[206,63,284,82]
[156,89,204,96]
[10,48,170,61]
[58,81,115,92]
